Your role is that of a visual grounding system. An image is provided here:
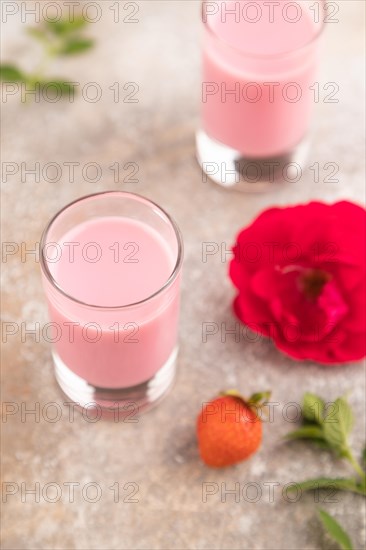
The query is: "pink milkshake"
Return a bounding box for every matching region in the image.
[198,0,324,188]
[40,192,183,413]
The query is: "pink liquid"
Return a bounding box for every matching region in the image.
[202,0,320,157]
[45,217,181,388]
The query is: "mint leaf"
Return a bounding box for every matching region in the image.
[319,509,353,550]
[46,17,87,35]
[311,439,336,451]
[59,38,94,55]
[40,80,76,96]
[0,64,26,82]
[286,478,366,496]
[303,393,325,424]
[26,27,48,42]
[323,397,354,454]
[285,425,325,441]
[5,14,93,105]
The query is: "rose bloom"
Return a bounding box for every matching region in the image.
[229,201,366,364]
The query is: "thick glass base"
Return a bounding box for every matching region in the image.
[53,347,178,418]
[196,130,310,192]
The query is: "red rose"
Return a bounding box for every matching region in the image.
[229,201,366,364]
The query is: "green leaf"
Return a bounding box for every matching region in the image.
[323,398,354,453]
[303,393,325,424]
[311,439,336,451]
[46,16,88,35]
[248,391,271,404]
[27,27,49,42]
[360,474,366,494]
[285,425,325,441]
[0,64,26,82]
[318,509,353,550]
[286,477,366,496]
[39,80,77,97]
[59,38,94,55]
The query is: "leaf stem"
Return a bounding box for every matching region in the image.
[344,449,366,480]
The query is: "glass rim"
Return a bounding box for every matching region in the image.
[40,191,184,310]
[201,0,325,60]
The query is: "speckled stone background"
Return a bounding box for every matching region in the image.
[1,1,365,549]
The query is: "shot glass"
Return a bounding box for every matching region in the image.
[197,0,325,191]
[40,192,183,416]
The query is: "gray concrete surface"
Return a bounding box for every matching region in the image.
[1,1,365,549]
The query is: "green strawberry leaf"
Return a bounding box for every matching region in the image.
[220,389,245,402]
[286,477,366,496]
[219,390,271,418]
[302,392,325,425]
[59,38,94,55]
[0,64,27,82]
[248,391,271,404]
[285,425,325,441]
[323,397,354,454]
[318,509,354,550]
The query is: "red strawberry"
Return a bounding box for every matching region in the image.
[197,391,270,468]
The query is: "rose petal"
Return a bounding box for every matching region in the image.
[228,201,366,364]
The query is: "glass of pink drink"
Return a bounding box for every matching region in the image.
[197,0,325,190]
[40,192,183,415]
